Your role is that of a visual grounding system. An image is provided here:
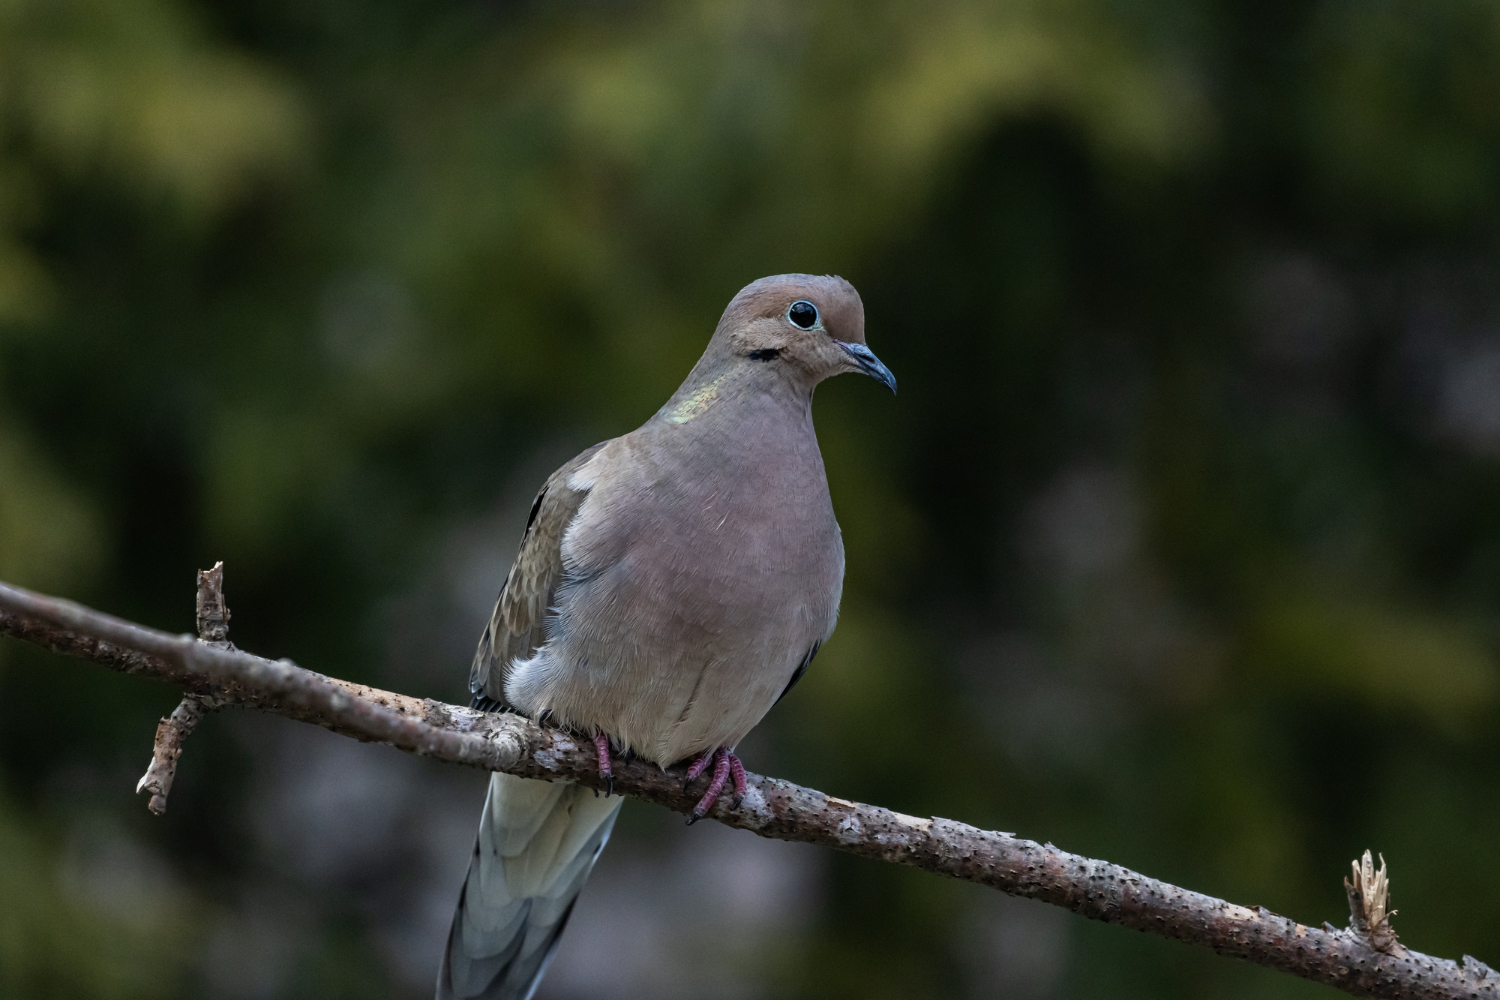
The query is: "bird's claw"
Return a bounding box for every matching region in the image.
[729,753,746,806]
[593,732,614,798]
[683,747,746,824]
[683,749,712,790]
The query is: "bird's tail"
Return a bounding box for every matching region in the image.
[436,771,622,1000]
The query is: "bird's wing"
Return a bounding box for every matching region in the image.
[470,443,604,710]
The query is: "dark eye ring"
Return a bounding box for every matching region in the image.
[787,300,820,330]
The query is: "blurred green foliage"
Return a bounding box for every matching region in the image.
[0,789,189,999]
[5,0,1500,997]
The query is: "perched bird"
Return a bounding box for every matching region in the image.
[437,274,896,1000]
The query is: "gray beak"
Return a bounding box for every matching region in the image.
[839,342,898,394]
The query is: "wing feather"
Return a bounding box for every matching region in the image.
[470,444,604,709]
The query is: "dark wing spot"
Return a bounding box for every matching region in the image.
[775,641,821,705]
[747,348,782,361]
[524,487,548,532]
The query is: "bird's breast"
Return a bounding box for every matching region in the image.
[530,411,844,762]
[644,432,841,609]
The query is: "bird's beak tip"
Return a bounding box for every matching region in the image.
[839,341,897,396]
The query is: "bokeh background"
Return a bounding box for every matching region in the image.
[4,0,1500,996]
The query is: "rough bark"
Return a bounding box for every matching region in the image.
[0,575,1496,1000]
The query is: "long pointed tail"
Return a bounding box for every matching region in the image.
[437,772,622,1000]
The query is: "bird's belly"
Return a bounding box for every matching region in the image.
[507,519,840,766]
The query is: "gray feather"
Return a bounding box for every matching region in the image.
[437,772,620,1000]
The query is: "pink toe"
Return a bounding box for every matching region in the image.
[692,749,731,817]
[685,747,714,783]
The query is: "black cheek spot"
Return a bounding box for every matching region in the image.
[747,348,782,361]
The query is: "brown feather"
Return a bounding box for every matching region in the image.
[469,443,604,707]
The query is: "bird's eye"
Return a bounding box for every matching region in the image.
[787,300,820,330]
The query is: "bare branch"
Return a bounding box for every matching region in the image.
[134,694,213,814]
[135,563,230,814]
[0,575,1495,1000]
[195,561,231,644]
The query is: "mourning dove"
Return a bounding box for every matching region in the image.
[437,274,895,1000]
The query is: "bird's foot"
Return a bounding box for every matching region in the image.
[683,747,747,825]
[593,732,614,797]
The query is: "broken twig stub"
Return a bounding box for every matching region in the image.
[135,564,230,814]
[1346,850,1403,956]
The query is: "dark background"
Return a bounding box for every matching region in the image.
[5,1,1500,997]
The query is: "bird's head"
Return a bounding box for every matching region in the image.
[716,274,896,394]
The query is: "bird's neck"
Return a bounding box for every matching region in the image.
[653,357,815,431]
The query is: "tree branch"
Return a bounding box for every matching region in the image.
[0,574,1495,1000]
[135,563,229,813]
